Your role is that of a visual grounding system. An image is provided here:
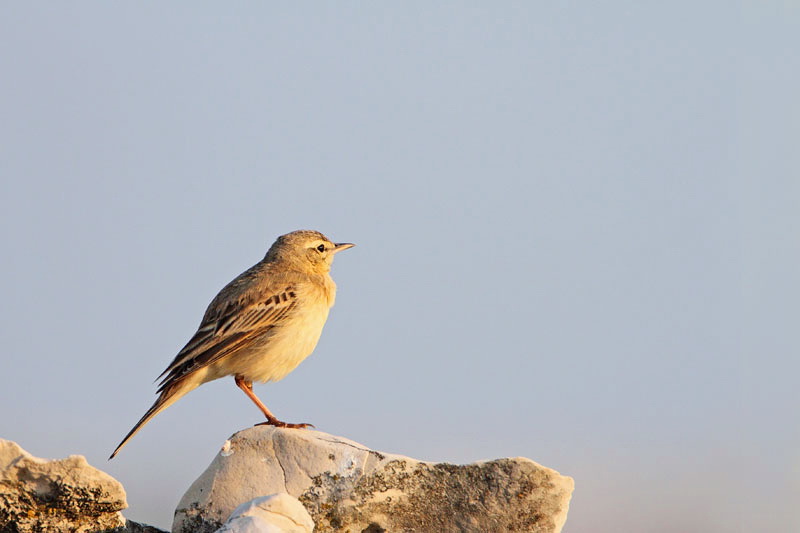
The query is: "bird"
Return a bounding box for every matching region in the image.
[109,230,354,459]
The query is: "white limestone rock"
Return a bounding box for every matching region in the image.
[0,438,127,532]
[215,493,314,533]
[174,427,573,533]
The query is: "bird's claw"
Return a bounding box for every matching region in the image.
[255,420,314,429]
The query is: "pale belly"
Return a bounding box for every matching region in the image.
[211,303,331,384]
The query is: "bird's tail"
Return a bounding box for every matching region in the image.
[109,379,196,459]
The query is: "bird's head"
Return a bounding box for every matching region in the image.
[265,230,354,273]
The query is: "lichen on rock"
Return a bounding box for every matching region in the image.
[0,439,127,532]
[173,427,573,533]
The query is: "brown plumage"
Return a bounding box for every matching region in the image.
[110,230,354,459]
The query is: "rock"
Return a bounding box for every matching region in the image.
[215,493,314,533]
[0,438,129,532]
[174,427,573,533]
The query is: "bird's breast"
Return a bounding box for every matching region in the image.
[220,298,331,384]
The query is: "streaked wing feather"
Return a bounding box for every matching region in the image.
[156,330,249,393]
[156,285,299,387]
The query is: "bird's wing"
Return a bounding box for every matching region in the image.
[155,284,299,391]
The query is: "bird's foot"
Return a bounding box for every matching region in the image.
[255,419,314,429]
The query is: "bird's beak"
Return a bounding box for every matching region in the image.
[333,242,355,254]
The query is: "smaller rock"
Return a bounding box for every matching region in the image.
[215,493,314,533]
[0,438,128,532]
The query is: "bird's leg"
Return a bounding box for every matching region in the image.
[234,375,314,429]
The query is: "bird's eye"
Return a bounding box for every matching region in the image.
[316,244,326,252]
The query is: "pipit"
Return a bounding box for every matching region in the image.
[110,230,354,459]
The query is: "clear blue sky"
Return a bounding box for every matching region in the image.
[1,4,797,532]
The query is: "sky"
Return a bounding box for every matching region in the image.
[1,3,798,532]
